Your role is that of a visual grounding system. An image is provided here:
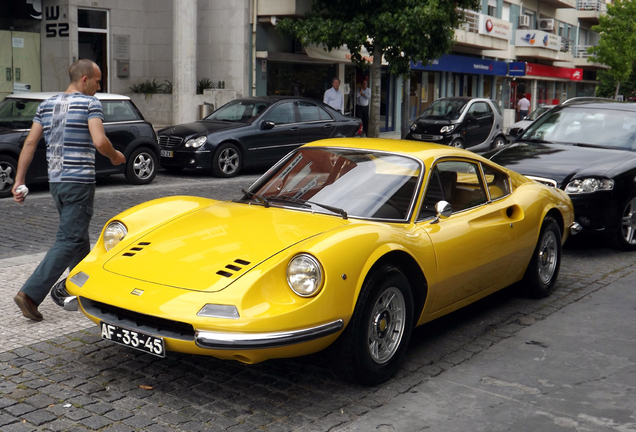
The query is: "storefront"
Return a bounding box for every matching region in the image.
[410,54,510,120]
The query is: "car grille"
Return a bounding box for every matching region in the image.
[159,135,184,148]
[526,176,558,188]
[81,297,195,341]
[412,133,442,141]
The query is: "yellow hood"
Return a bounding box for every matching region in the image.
[103,202,346,292]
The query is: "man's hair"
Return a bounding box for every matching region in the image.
[69,59,96,83]
[332,78,341,84]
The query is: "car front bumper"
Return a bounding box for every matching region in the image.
[160,148,212,169]
[570,193,620,234]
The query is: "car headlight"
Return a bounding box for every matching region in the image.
[103,221,127,251]
[565,178,614,194]
[440,125,455,133]
[287,254,323,297]
[185,136,207,148]
[410,123,417,131]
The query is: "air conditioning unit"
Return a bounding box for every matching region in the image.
[518,15,531,27]
[538,18,556,31]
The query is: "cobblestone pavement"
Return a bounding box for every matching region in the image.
[2,172,635,431]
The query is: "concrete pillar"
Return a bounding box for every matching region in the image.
[173,0,197,125]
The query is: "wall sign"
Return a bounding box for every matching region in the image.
[113,34,130,60]
[45,6,69,38]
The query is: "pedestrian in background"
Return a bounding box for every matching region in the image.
[356,80,370,136]
[517,93,530,122]
[12,58,126,321]
[324,78,344,114]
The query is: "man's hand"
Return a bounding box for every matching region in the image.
[12,183,26,204]
[110,150,126,166]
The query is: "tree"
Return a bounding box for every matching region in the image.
[588,0,636,98]
[277,0,481,138]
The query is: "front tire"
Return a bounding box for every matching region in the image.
[450,139,464,149]
[490,135,507,149]
[0,154,18,198]
[212,143,242,177]
[614,194,636,251]
[521,216,561,298]
[337,265,413,385]
[125,147,157,185]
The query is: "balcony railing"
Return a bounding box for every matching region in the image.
[561,38,574,53]
[458,9,480,33]
[573,45,595,58]
[577,0,606,13]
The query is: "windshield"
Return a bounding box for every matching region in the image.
[521,106,636,150]
[418,99,468,121]
[527,106,553,121]
[247,148,422,220]
[0,98,41,129]
[206,100,271,123]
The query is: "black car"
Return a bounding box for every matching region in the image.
[405,97,507,151]
[484,100,636,250]
[0,92,160,198]
[157,96,363,177]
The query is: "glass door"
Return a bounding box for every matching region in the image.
[0,30,41,99]
[78,8,109,92]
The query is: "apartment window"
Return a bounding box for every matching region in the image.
[488,0,497,17]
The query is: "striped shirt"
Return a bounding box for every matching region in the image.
[33,92,103,183]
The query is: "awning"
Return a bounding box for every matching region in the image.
[304,44,388,65]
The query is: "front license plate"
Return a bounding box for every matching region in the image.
[100,321,166,358]
[160,150,173,158]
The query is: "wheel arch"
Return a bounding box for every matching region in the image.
[545,206,564,239]
[123,137,161,159]
[360,250,428,327]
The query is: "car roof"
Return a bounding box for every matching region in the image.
[5,92,131,101]
[559,101,636,111]
[231,96,326,104]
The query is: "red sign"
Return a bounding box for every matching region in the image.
[526,63,583,81]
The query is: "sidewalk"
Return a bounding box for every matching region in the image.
[335,274,636,431]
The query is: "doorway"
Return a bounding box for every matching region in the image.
[78,8,108,92]
[0,30,41,99]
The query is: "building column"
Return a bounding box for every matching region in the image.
[173,0,197,125]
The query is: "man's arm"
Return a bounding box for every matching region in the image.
[323,89,330,104]
[12,122,43,203]
[88,117,126,165]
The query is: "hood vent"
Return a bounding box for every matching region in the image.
[216,259,252,278]
[122,242,152,257]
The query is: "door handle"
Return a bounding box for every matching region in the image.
[290,127,299,132]
[323,124,333,128]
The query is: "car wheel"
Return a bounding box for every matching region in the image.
[125,147,157,185]
[614,195,636,251]
[212,143,242,178]
[521,216,561,298]
[337,265,413,385]
[0,154,18,199]
[490,135,507,149]
[450,139,464,149]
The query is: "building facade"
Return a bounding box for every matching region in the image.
[2,0,607,130]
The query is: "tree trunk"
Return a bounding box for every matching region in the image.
[615,81,621,99]
[367,45,383,138]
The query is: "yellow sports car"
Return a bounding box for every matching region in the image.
[57,138,577,384]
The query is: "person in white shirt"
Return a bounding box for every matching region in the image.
[356,80,371,135]
[323,78,344,113]
[517,94,531,122]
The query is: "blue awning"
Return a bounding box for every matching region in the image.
[411,54,508,76]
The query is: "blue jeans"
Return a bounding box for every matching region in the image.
[21,182,95,305]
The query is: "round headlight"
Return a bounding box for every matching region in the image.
[103,221,127,251]
[565,178,614,194]
[185,136,207,148]
[287,254,323,297]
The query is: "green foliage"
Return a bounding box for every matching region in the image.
[276,0,481,76]
[129,79,172,98]
[197,78,216,94]
[596,69,636,99]
[589,0,636,89]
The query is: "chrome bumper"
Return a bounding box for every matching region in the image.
[569,222,582,235]
[195,319,344,350]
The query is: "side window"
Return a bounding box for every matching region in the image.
[318,106,333,120]
[468,102,492,119]
[482,165,511,200]
[418,160,488,220]
[296,101,321,122]
[265,102,295,125]
[102,101,141,122]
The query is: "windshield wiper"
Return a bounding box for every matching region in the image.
[522,138,553,144]
[569,142,621,150]
[292,197,348,220]
[241,188,270,207]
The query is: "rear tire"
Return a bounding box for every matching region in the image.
[336,265,413,385]
[614,195,636,251]
[521,216,561,298]
[0,154,17,198]
[490,135,507,149]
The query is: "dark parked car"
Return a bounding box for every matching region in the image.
[485,100,636,250]
[157,96,363,177]
[0,92,160,198]
[405,97,507,151]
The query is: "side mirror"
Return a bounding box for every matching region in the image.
[430,200,452,224]
[261,121,275,130]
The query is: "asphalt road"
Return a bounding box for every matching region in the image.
[1,168,634,431]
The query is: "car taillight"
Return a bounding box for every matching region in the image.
[356,123,363,136]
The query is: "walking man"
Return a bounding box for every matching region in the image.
[12,59,125,321]
[517,93,530,122]
[323,78,344,114]
[356,80,370,135]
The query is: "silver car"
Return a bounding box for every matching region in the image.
[506,105,556,141]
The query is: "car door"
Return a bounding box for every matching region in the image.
[464,102,493,147]
[416,159,516,313]
[294,101,336,143]
[247,101,302,163]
